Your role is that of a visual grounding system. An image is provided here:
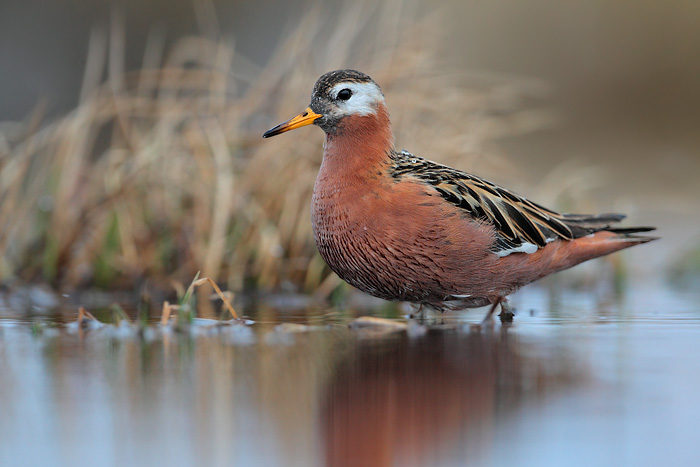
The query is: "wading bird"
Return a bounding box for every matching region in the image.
[263,70,656,323]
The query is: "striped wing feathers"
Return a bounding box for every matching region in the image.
[390,150,617,254]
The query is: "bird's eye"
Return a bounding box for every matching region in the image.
[337,88,352,101]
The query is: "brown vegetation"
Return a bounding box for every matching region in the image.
[0,1,544,294]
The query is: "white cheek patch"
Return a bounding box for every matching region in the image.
[329,82,385,117]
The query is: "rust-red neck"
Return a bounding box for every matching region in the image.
[319,104,395,183]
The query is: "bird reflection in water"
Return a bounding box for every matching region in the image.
[322,327,579,466]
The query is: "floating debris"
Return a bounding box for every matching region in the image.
[273,323,328,333]
[65,306,105,334]
[348,316,410,338]
[349,316,408,331]
[274,323,310,333]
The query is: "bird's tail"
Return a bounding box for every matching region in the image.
[561,213,657,242]
[606,226,657,236]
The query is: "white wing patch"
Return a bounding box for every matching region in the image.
[495,242,539,257]
[329,82,385,117]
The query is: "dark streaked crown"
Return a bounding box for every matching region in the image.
[312,69,376,98]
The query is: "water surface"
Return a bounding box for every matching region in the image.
[1,282,699,466]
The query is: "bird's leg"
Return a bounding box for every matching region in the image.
[410,303,425,319]
[480,297,503,326]
[498,299,515,322]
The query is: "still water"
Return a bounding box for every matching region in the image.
[1,281,699,467]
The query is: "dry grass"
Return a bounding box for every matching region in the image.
[0,0,546,294]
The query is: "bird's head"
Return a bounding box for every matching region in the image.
[263,69,386,138]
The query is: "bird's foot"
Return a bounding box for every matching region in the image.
[498,299,515,322]
[477,296,515,328]
[479,298,502,327]
[409,303,426,320]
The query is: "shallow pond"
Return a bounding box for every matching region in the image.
[1,280,699,466]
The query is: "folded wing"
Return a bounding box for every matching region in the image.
[391,150,655,256]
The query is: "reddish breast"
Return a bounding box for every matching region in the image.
[311,106,498,303]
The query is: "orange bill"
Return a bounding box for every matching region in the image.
[262,107,322,138]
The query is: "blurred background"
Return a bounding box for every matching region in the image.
[2,2,700,466]
[1,0,699,299]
